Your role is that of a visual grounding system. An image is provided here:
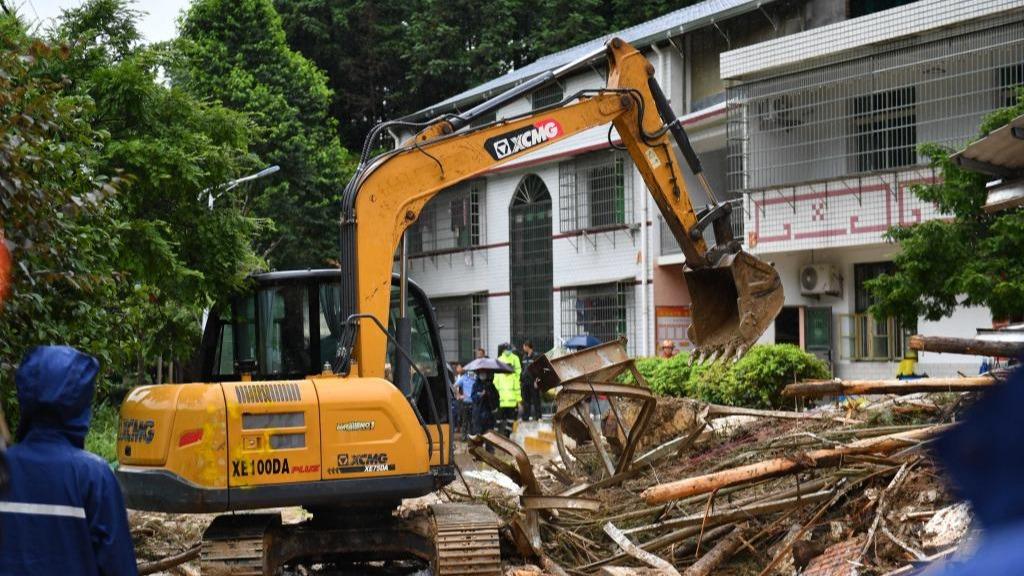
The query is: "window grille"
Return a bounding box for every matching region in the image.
[659,215,683,256]
[510,175,554,352]
[839,313,908,361]
[406,179,485,256]
[850,87,917,173]
[559,282,635,353]
[432,294,486,364]
[559,150,633,232]
[727,18,1024,195]
[532,83,563,110]
[838,262,908,362]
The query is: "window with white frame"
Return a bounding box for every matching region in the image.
[406,179,485,256]
[558,150,633,232]
[559,282,634,349]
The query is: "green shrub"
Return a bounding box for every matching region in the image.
[85,401,120,465]
[621,356,666,386]
[727,344,830,408]
[650,351,691,396]
[641,344,831,409]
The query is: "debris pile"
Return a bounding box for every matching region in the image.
[461,336,1005,575]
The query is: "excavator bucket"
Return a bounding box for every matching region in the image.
[684,250,784,362]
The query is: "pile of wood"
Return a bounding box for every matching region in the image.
[472,334,1016,575]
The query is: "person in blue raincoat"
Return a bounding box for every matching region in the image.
[0,346,138,575]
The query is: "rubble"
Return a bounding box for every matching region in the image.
[461,338,983,575]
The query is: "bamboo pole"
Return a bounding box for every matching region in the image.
[909,334,1024,358]
[782,376,995,398]
[641,425,951,505]
[706,404,858,424]
[682,524,748,576]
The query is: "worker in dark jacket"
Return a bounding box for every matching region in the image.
[0,346,138,576]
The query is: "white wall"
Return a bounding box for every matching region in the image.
[761,244,992,379]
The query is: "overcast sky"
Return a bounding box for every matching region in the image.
[18,0,191,43]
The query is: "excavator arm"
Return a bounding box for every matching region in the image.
[337,38,783,379]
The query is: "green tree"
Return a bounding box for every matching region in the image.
[276,0,702,151]
[54,0,268,383]
[273,0,412,151]
[867,94,1024,326]
[176,0,354,268]
[0,14,123,407]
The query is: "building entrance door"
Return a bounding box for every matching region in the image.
[510,175,553,352]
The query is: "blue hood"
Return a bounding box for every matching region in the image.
[15,346,99,448]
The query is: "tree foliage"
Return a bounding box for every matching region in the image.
[867,93,1024,325]
[1,2,266,412]
[176,0,354,268]
[275,0,704,151]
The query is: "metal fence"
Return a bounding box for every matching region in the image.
[727,16,1024,196]
[558,150,634,233]
[559,282,636,353]
[408,179,485,256]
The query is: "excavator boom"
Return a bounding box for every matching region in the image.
[339,38,782,371]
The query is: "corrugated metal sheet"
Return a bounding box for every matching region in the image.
[407,0,772,120]
[954,114,1024,174]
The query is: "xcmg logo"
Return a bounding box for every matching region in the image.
[484,119,564,160]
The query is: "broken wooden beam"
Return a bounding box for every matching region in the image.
[782,376,995,398]
[909,334,1024,358]
[682,524,748,576]
[641,425,951,505]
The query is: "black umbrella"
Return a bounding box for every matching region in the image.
[463,357,515,374]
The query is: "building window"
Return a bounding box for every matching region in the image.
[999,63,1024,107]
[406,179,485,256]
[558,150,633,232]
[532,83,563,110]
[432,294,486,364]
[851,87,917,173]
[839,262,907,361]
[559,282,634,349]
[659,215,682,256]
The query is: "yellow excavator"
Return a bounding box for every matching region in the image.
[116,38,783,575]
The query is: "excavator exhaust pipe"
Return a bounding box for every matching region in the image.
[685,250,784,363]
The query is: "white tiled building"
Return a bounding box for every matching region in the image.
[400,0,1024,378]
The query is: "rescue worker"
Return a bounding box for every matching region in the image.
[0,346,138,575]
[494,343,522,437]
[519,341,542,421]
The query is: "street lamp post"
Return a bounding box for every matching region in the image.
[205,165,280,209]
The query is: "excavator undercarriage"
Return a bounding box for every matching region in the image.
[199,504,500,576]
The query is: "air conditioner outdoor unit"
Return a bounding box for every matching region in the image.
[799,264,842,297]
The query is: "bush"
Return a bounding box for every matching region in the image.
[85,401,120,465]
[636,344,830,409]
[650,351,691,396]
[621,356,666,386]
